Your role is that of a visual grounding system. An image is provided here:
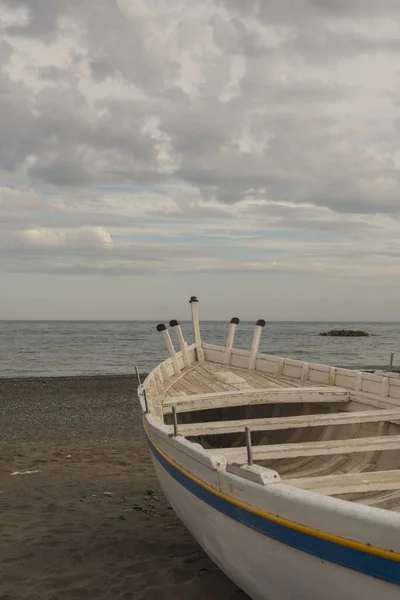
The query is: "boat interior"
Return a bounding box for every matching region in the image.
[147,313,400,513]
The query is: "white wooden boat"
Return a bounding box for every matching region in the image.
[137,297,400,600]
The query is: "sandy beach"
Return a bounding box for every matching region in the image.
[0,375,247,600]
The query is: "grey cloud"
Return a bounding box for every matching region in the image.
[0,229,214,276]
[272,217,371,233]
[1,0,400,218]
[89,56,117,81]
[256,1,400,21]
[38,66,67,81]
[3,0,69,38]
[31,159,92,186]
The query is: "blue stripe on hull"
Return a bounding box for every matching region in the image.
[147,434,400,585]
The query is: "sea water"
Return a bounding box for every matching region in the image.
[0,321,399,378]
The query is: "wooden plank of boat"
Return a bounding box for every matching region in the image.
[162,386,350,414]
[203,361,300,389]
[207,434,400,461]
[284,469,400,496]
[172,408,400,437]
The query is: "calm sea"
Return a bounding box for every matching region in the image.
[0,321,399,378]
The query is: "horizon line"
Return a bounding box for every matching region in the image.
[1,319,400,324]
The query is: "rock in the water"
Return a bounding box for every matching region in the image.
[319,329,369,337]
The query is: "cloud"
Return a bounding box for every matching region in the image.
[10,225,112,248]
[1,0,400,297]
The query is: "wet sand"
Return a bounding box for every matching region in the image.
[0,375,247,600]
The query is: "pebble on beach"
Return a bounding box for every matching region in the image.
[0,374,246,600]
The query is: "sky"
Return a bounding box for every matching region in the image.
[1,1,400,321]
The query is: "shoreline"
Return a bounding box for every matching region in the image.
[1,366,400,384]
[0,372,144,382]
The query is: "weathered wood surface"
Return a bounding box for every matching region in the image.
[207,435,400,461]
[165,360,327,399]
[203,361,308,390]
[284,469,400,495]
[162,386,350,414]
[170,408,400,437]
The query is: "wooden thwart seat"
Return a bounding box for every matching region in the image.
[172,408,400,437]
[207,434,400,461]
[162,386,349,414]
[284,469,400,496]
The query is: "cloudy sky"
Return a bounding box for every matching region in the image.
[1,1,400,320]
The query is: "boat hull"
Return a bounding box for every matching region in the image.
[139,302,400,598]
[150,450,399,600]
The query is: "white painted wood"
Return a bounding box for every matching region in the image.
[350,390,400,410]
[301,362,310,382]
[214,371,249,386]
[203,343,227,353]
[173,324,191,368]
[176,352,185,371]
[230,348,251,369]
[359,489,400,509]
[161,362,171,383]
[171,381,188,396]
[225,319,238,365]
[256,355,281,375]
[282,362,303,379]
[154,369,163,393]
[249,323,264,370]
[190,368,231,392]
[188,345,197,363]
[389,381,400,400]
[177,377,201,395]
[190,297,204,362]
[278,456,350,480]
[234,368,277,390]
[328,367,336,386]
[163,387,350,414]
[310,363,331,373]
[336,368,356,377]
[282,358,304,367]
[203,344,226,364]
[354,372,362,391]
[161,329,181,375]
[208,435,400,461]
[226,463,280,485]
[149,378,158,396]
[333,369,356,390]
[275,358,284,377]
[156,366,164,386]
[381,377,389,398]
[171,408,400,437]
[380,371,400,380]
[285,469,400,496]
[308,365,330,385]
[164,359,175,379]
[156,352,201,401]
[360,373,384,396]
[362,372,386,381]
